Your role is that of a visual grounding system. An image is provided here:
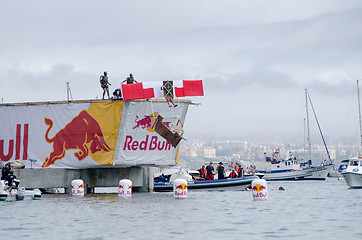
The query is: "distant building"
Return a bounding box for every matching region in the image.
[197,147,216,158]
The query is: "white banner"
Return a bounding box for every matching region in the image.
[114,100,188,166]
[1,100,189,169]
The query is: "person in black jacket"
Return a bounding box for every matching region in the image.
[1,163,12,181]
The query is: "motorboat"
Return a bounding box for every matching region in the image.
[153,166,259,192]
[258,154,333,181]
[341,158,362,189]
[0,180,41,201]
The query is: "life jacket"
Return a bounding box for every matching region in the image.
[237,167,243,173]
[229,171,237,178]
[199,168,205,176]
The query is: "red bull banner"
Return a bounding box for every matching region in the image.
[0,100,188,168]
[114,101,189,166]
[0,101,123,169]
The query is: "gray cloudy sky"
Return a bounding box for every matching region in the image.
[1,0,362,145]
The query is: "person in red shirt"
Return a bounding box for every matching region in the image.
[205,162,215,180]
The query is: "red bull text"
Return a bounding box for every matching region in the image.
[0,124,29,162]
[123,135,171,151]
[174,183,187,197]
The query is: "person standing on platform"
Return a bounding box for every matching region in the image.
[122,73,138,84]
[100,71,111,99]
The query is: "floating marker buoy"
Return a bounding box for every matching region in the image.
[71,179,85,196]
[251,179,268,200]
[119,179,132,197]
[173,179,188,198]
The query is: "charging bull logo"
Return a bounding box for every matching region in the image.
[119,184,132,189]
[133,112,171,132]
[42,110,111,168]
[133,115,152,129]
[252,184,267,192]
[72,183,84,189]
[175,183,187,191]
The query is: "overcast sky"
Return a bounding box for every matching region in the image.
[1,0,362,145]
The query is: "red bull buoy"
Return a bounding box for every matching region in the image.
[119,179,132,197]
[251,179,268,200]
[71,179,85,196]
[173,179,188,198]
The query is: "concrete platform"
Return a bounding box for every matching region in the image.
[13,167,157,193]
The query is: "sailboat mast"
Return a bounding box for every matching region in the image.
[357,80,362,150]
[305,89,312,161]
[307,90,331,161]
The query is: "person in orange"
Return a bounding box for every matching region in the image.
[229,169,237,178]
[198,165,206,179]
[237,164,244,177]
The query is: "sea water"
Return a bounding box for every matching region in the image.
[0,178,361,240]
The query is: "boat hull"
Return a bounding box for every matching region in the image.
[154,176,259,192]
[260,164,334,181]
[303,164,334,180]
[0,189,42,201]
[341,172,362,189]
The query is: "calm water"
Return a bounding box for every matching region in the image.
[1,178,361,240]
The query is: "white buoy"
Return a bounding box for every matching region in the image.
[173,179,188,198]
[251,179,268,200]
[71,179,85,196]
[119,179,132,197]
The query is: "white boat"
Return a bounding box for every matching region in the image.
[0,180,41,201]
[341,158,362,189]
[259,153,333,181]
[340,81,362,188]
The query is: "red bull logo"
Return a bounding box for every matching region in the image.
[42,110,111,168]
[174,182,187,197]
[175,183,187,191]
[119,185,132,196]
[252,183,268,199]
[133,115,153,129]
[132,112,171,132]
[252,184,267,192]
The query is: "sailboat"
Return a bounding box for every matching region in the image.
[259,89,334,181]
[341,80,362,188]
[301,89,334,180]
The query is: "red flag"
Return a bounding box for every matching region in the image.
[122,83,155,100]
[175,80,204,97]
